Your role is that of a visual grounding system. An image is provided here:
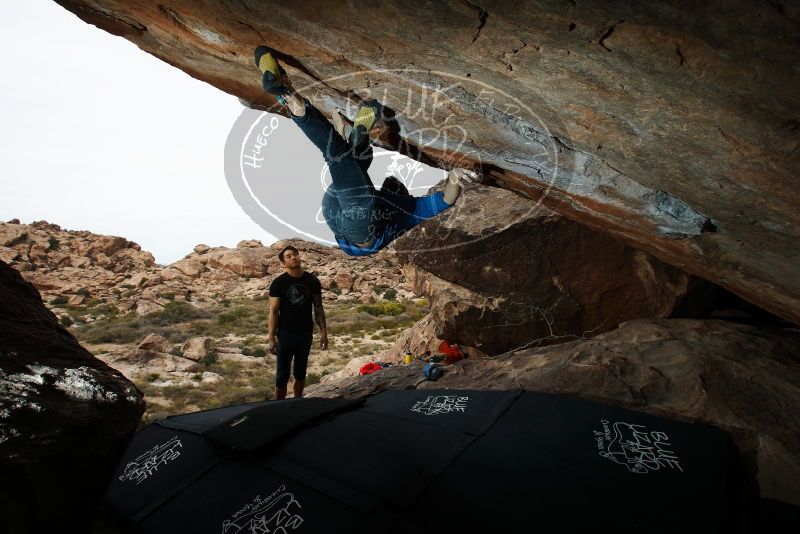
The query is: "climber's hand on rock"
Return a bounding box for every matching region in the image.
[447,168,478,184]
[444,168,478,205]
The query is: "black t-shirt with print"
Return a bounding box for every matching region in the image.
[268,271,321,335]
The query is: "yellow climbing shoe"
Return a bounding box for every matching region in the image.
[350,99,384,146]
[254,45,290,96]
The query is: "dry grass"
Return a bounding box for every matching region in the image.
[100,297,429,426]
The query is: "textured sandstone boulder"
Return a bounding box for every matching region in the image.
[67,294,86,306]
[137,333,169,352]
[181,336,214,361]
[0,220,157,310]
[54,0,800,325]
[69,255,91,269]
[126,272,149,288]
[203,248,273,278]
[170,258,204,278]
[134,298,163,315]
[319,355,380,385]
[193,243,210,254]
[0,224,28,247]
[237,239,263,248]
[358,290,379,304]
[309,318,800,505]
[382,314,441,360]
[163,353,197,373]
[0,260,144,532]
[395,186,697,354]
[333,272,355,291]
[159,267,191,282]
[0,247,19,263]
[377,313,488,363]
[108,349,196,377]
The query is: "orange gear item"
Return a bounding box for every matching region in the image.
[438,341,464,365]
[359,362,383,375]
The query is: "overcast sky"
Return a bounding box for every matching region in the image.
[0,0,280,264]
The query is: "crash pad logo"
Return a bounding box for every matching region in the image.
[411,395,469,415]
[223,485,303,534]
[118,436,182,485]
[594,420,683,474]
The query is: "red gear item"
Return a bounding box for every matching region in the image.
[438,341,464,365]
[359,362,383,375]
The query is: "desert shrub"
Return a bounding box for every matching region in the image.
[79,317,143,344]
[59,315,73,327]
[47,237,59,250]
[251,346,267,358]
[150,301,209,325]
[198,353,218,366]
[382,288,398,301]
[330,285,341,295]
[306,372,321,385]
[215,387,263,407]
[51,296,68,306]
[76,287,90,296]
[167,331,194,344]
[358,302,406,316]
[216,306,250,325]
[159,291,176,301]
[76,302,209,344]
[86,302,118,317]
[208,302,268,336]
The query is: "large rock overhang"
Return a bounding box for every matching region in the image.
[54,0,800,324]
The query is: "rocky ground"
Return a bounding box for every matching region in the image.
[0,218,427,422]
[0,218,413,316]
[90,298,427,425]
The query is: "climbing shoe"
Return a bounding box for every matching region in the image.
[381,176,410,196]
[254,46,291,102]
[350,99,383,147]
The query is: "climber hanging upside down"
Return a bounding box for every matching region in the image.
[254,46,478,257]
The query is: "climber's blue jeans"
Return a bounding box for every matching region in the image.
[291,99,376,244]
